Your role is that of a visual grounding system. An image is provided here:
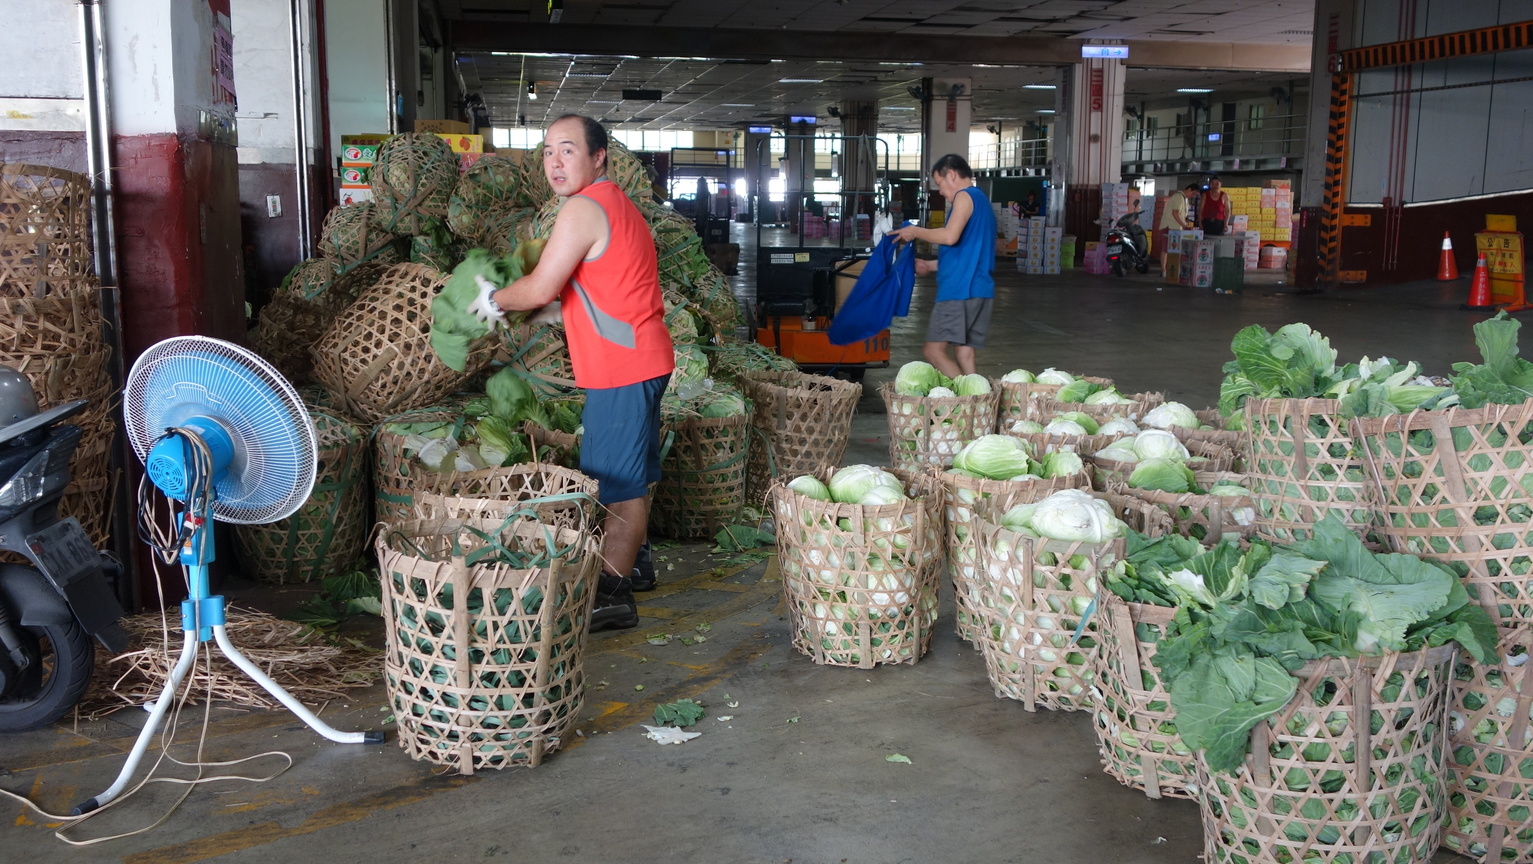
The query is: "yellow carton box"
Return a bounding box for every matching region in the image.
[415,118,471,134]
[435,133,484,153]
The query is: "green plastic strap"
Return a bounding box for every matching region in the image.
[748,424,779,480]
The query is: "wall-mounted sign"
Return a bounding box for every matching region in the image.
[789,115,816,124]
[748,126,772,134]
[1081,45,1129,59]
[1089,68,1103,112]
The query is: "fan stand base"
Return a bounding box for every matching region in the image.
[71,595,384,816]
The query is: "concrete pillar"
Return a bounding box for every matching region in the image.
[235,0,327,300]
[1057,57,1126,244]
[743,128,772,223]
[838,100,879,223]
[920,77,971,226]
[782,116,816,231]
[106,0,246,362]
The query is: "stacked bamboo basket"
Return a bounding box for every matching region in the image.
[0,164,118,547]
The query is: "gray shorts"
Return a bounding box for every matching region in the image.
[926,298,993,348]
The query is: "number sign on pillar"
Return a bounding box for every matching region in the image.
[946,99,956,133]
[1089,69,1104,113]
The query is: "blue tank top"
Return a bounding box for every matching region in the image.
[935,186,996,301]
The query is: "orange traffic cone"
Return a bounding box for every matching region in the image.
[1436,231,1460,281]
[1462,255,1496,311]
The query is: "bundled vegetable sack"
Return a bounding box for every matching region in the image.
[382,369,568,473]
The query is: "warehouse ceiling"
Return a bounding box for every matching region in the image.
[437,0,1314,131]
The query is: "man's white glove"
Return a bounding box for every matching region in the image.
[528,301,562,327]
[469,274,506,326]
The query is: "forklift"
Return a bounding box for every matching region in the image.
[751,132,892,381]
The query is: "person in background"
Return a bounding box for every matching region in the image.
[1019,191,1041,219]
[473,114,673,632]
[1199,177,1232,235]
[889,154,995,379]
[1157,183,1198,270]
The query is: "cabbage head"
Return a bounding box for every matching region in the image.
[1143,401,1200,430]
[1000,501,1039,533]
[1001,369,1035,384]
[1009,420,1045,435]
[952,374,992,396]
[788,475,831,501]
[828,464,904,503]
[1055,379,1098,403]
[953,435,1034,480]
[1094,443,1141,464]
[1132,429,1190,461]
[895,361,947,396]
[699,389,748,418]
[1128,457,1196,493]
[859,485,907,506]
[1208,483,1251,497]
[927,386,956,398]
[1040,450,1085,478]
[1084,387,1131,405]
[1035,368,1076,387]
[1029,489,1124,543]
[1098,418,1140,436]
[1054,411,1100,435]
[1044,419,1089,437]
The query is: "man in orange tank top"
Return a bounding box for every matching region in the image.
[473,115,674,631]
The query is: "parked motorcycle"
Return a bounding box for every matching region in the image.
[0,366,126,731]
[1104,210,1151,277]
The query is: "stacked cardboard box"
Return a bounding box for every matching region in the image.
[339,133,388,205]
[1016,217,1063,274]
[1219,182,1295,266]
[1083,240,1108,275]
[1236,232,1262,270]
[1100,183,1134,226]
[1180,238,1216,288]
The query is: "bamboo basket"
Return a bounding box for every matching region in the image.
[446,154,525,248]
[0,281,103,358]
[0,164,93,298]
[497,321,577,396]
[373,407,464,526]
[1197,646,1456,864]
[1244,397,1375,545]
[996,375,1112,428]
[1032,389,1165,426]
[1092,594,1196,799]
[1006,429,1131,458]
[1107,470,1257,542]
[1087,438,1239,490]
[971,504,1123,712]
[880,383,999,475]
[1175,408,1248,467]
[740,370,861,504]
[250,283,349,385]
[771,471,942,668]
[379,517,600,773]
[427,463,600,536]
[939,470,1091,645]
[234,410,370,584]
[651,412,752,539]
[317,201,404,277]
[1353,403,1533,628]
[311,263,496,424]
[1443,628,1533,863]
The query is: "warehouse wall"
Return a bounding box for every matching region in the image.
[1336,0,1533,284]
[0,0,87,171]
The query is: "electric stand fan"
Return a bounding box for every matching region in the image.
[73,337,383,815]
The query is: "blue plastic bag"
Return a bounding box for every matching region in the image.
[828,233,916,346]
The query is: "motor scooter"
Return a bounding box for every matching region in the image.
[1103,210,1151,277]
[0,366,127,731]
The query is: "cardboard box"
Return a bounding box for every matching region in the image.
[1165,253,1181,284]
[338,186,373,206]
[706,243,741,278]
[459,152,485,173]
[1230,215,1249,231]
[340,134,389,163]
[436,133,484,154]
[339,164,371,186]
[1264,179,1293,189]
[833,258,868,312]
[415,118,471,134]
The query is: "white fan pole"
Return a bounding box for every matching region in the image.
[74,553,383,815]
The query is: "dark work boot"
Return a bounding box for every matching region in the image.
[590,571,639,631]
[632,542,656,592]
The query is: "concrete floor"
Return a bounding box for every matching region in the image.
[0,226,1500,863]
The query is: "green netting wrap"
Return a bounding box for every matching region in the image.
[605,139,652,201]
[447,154,527,249]
[318,201,405,277]
[369,132,460,236]
[516,147,554,208]
[704,339,798,387]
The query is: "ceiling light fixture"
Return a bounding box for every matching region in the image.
[1023,84,1056,90]
[1177,88,1213,93]
[527,81,538,100]
[1037,109,1056,114]
[778,78,824,84]
[722,103,756,107]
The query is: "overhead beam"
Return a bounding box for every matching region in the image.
[451,23,1309,73]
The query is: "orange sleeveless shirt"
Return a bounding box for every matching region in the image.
[559,179,675,389]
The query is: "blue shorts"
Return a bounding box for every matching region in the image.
[580,374,669,505]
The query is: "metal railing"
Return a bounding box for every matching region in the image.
[1123,112,1307,164]
[968,137,1050,171]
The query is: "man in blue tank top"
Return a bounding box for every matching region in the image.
[890,154,995,378]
